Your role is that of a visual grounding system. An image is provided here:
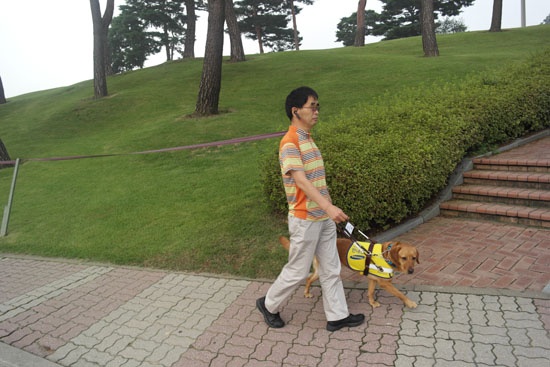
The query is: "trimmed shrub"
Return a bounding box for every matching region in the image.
[261,49,550,232]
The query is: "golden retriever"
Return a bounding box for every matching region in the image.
[279,236,419,308]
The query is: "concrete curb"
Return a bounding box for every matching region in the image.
[0,342,62,367]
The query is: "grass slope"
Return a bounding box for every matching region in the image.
[0,25,548,278]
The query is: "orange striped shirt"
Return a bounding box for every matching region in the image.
[279,126,330,221]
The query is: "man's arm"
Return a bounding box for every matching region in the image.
[290,170,349,223]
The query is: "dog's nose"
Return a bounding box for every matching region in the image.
[408,269,414,274]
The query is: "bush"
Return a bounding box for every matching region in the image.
[260,141,287,215]
[463,52,550,150]
[261,49,550,232]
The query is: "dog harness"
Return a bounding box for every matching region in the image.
[344,241,394,279]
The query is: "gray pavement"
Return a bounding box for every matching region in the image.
[0,131,549,366]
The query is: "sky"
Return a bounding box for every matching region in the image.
[1,0,549,98]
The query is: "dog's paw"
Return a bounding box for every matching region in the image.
[405,300,418,308]
[304,292,313,298]
[369,300,381,308]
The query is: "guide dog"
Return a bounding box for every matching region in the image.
[279,236,419,308]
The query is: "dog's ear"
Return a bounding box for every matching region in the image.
[389,242,402,265]
[415,249,420,264]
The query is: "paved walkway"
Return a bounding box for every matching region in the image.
[1,133,549,367]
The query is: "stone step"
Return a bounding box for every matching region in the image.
[439,134,550,228]
[472,157,550,173]
[440,200,550,228]
[463,170,550,190]
[452,185,550,207]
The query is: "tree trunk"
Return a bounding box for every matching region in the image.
[354,0,367,47]
[90,0,114,99]
[164,26,172,61]
[255,25,264,54]
[195,0,225,116]
[420,0,439,57]
[0,76,6,104]
[103,14,113,78]
[489,0,503,32]
[183,0,196,58]
[225,0,245,62]
[104,42,114,76]
[290,0,299,50]
[251,4,264,54]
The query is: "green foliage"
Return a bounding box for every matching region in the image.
[337,0,474,41]
[336,10,379,46]
[462,54,550,149]
[109,10,158,73]
[235,0,296,52]
[436,17,467,34]
[109,0,189,70]
[261,48,550,233]
[260,142,287,214]
[130,0,188,60]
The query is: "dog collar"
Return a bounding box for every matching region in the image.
[385,243,396,267]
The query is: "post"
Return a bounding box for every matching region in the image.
[521,0,526,27]
[1,158,20,236]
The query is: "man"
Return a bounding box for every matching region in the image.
[256,86,365,332]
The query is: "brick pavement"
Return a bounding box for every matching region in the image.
[0,254,549,367]
[0,259,250,367]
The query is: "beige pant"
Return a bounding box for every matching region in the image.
[265,216,349,322]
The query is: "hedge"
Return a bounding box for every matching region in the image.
[261,49,550,233]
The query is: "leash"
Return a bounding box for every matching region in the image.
[339,221,394,256]
[338,221,395,277]
[338,222,375,251]
[339,222,376,275]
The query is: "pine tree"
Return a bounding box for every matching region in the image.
[235,0,294,53]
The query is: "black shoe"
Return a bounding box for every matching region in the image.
[326,313,365,331]
[256,297,285,328]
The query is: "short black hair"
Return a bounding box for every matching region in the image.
[285,86,318,120]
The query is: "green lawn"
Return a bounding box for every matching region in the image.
[0,25,549,278]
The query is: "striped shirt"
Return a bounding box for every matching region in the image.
[279,126,330,221]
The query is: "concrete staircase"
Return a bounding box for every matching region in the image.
[440,156,550,228]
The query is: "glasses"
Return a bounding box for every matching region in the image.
[301,105,321,112]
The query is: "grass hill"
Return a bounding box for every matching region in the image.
[0,25,549,278]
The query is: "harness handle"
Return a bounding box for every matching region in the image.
[338,221,376,244]
[338,221,377,276]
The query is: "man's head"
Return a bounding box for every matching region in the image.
[285,86,319,120]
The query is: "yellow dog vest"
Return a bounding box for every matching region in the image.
[345,241,394,279]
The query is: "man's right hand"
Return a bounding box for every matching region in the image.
[290,170,349,223]
[326,204,349,224]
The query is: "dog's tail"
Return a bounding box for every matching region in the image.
[279,236,290,251]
